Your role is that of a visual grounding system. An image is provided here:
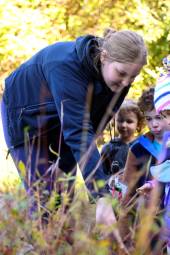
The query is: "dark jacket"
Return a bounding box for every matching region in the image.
[101,137,135,176]
[3,35,130,178]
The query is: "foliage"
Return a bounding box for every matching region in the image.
[0,177,164,255]
[0,1,169,253]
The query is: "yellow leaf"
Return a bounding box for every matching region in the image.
[18,160,26,179]
[74,165,89,202]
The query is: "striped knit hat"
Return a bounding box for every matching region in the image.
[154,55,170,113]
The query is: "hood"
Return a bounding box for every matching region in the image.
[75,35,100,79]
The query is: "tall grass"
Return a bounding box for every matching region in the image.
[0,174,165,255]
[0,98,165,255]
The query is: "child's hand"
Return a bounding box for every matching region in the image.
[136,182,153,196]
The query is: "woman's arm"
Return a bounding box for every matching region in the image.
[48,66,105,190]
[96,197,130,254]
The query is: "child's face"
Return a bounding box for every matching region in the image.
[116,111,138,141]
[144,109,168,140]
[161,110,170,129]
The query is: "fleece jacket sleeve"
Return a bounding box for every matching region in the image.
[47,64,106,191]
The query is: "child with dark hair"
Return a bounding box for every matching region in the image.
[122,87,167,196]
[138,55,170,254]
[119,87,168,251]
[101,99,144,176]
[96,87,168,254]
[96,87,166,253]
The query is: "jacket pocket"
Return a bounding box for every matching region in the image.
[9,101,60,145]
[19,102,55,118]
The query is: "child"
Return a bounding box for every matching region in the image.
[101,99,144,176]
[116,87,167,204]
[119,87,168,249]
[138,55,170,254]
[96,87,168,253]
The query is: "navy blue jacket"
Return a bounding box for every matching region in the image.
[101,137,135,176]
[3,35,130,179]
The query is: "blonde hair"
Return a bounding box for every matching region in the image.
[99,28,147,65]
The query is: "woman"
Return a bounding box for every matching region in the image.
[1,28,147,204]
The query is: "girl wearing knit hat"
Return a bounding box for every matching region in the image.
[154,55,170,255]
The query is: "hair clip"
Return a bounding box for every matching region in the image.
[160,55,170,77]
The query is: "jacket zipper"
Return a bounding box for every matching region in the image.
[18,102,54,119]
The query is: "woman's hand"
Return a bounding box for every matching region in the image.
[96,197,130,255]
[96,197,117,226]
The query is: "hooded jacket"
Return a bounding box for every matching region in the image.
[101,137,135,176]
[3,35,130,179]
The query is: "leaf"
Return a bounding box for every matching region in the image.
[18,160,26,179]
[74,164,89,202]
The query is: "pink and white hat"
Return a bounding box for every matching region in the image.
[154,55,170,113]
